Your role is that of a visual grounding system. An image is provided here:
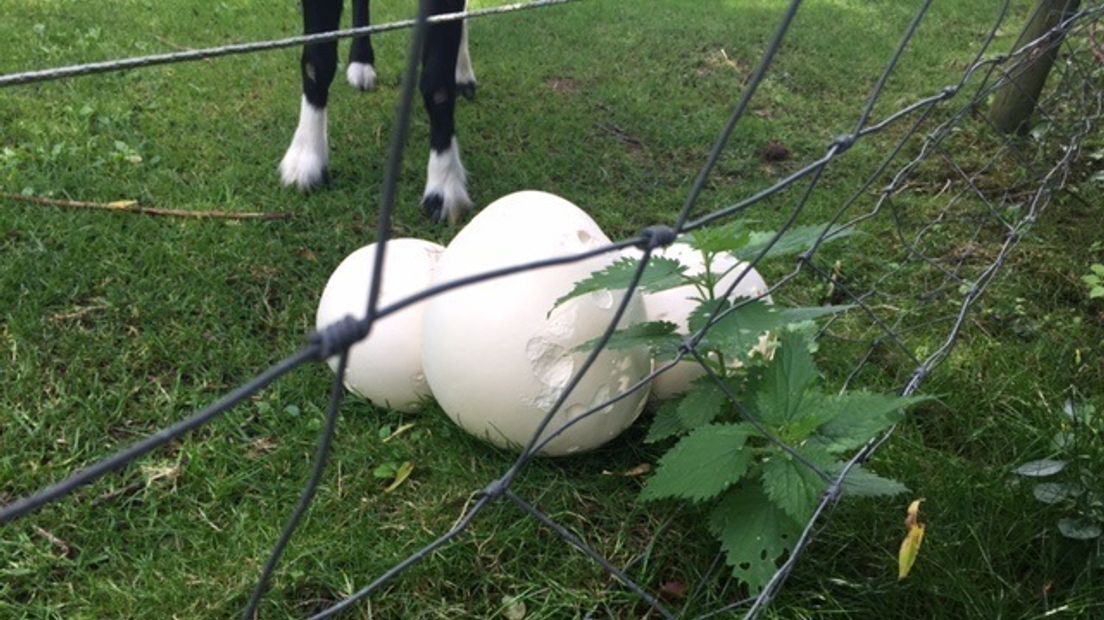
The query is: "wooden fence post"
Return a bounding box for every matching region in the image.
[989,0,1082,135]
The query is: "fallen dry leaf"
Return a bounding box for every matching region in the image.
[247,437,279,459]
[898,498,926,580]
[33,526,73,557]
[659,580,689,600]
[602,463,653,478]
[383,461,414,494]
[49,299,110,324]
[381,423,416,444]
[502,595,527,620]
[546,77,579,94]
[141,461,184,487]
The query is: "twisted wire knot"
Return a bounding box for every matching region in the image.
[831,133,856,153]
[481,476,510,500]
[679,337,699,358]
[309,315,371,360]
[636,225,678,251]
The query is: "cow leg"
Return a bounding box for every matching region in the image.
[421,0,472,224]
[347,0,377,90]
[455,14,477,100]
[280,0,342,190]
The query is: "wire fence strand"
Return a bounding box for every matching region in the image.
[0,0,582,88]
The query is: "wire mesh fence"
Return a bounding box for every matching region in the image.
[2,0,1102,618]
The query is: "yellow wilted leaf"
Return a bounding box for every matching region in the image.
[383,461,414,494]
[898,498,925,579]
[601,463,652,478]
[107,200,138,209]
[381,423,417,444]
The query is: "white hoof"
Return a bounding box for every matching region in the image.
[422,137,472,224]
[346,62,377,91]
[279,96,329,191]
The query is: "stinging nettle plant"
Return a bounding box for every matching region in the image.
[1081,263,1104,300]
[1013,397,1104,541]
[556,221,927,593]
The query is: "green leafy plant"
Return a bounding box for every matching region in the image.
[556,222,924,592]
[1081,264,1104,300]
[1013,398,1104,541]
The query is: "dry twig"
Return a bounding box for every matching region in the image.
[2,193,291,221]
[33,525,73,557]
[1090,22,1104,66]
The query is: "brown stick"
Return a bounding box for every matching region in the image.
[91,481,144,506]
[1090,21,1104,66]
[1,193,291,221]
[33,525,73,557]
[49,299,111,323]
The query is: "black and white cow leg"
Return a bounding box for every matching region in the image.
[455,17,477,101]
[421,0,472,224]
[423,137,471,224]
[280,97,329,190]
[347,0,377,91]
[280,0,342,191]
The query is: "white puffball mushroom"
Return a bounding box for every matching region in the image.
[637,242,773,400]
[422,191,650,457]
[315,238,444,413]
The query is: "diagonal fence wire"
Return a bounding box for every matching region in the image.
[1,1,1102,619]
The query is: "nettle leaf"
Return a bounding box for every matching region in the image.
[676,377,735,429]
[646,400,683,444]
[552,256,686,310]
[760,445,833,523]
[574,321,681,356]
[1033,482,1082,504]
[692,299,775,358]
[814,392,928,453]
[734,224,855,262]
[755,332,819,427]
[708,482,801,593]
[776,305,854,323]
[641,424,754,502]
[776,404,838,445]
[1013,459,1067,477]
[691,300,851,363]
[826,463,909,497]
[1062,399,1097,424]
[646,378,749,443]
[742,305,852,358]
[1051,430,1074,451]
[1058,518,1103,540]
[684,221,752,255]
[688,298,740,334]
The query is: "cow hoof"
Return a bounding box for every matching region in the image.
[457,81,477,101]
[346,62,377,91]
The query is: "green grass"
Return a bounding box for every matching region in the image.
[2,0,1103,618]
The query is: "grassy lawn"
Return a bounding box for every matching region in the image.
[2,0,1103,618]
